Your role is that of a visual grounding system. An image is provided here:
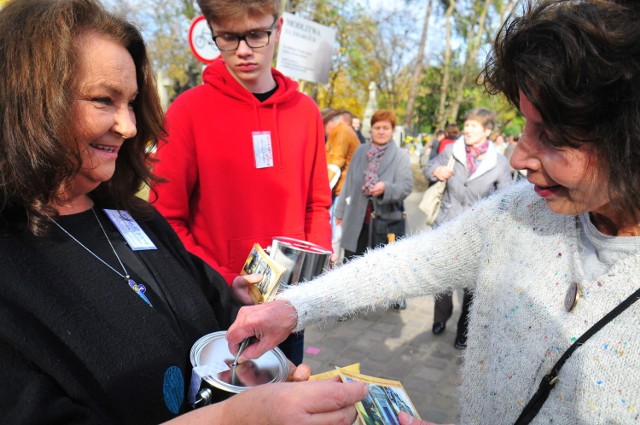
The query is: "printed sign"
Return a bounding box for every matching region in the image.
[276,12,337,84]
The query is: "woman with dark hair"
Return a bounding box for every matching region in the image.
[424,108,512,349]
[0,0,366,423]
[229,1,640,424]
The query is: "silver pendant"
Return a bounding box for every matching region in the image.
[565,281,579,312]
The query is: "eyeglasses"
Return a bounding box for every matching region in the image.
[212,19,277,52]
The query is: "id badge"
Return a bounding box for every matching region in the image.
[103,209,157,251]
[252,131,274,169]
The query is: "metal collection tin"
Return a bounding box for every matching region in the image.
[270,236,332,286]
[190,331,289,395]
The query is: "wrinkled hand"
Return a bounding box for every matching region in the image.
[398,411,454,425]
[369,181,385,197]
[222,379,368,424]
[173,378,369,424]
[230,274,262,305]
[226,300,297,361]
[433,165,454,182]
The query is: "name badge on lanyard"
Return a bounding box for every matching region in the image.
[252,131,274,169]
[103,209,157,251]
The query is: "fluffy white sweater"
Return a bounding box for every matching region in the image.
[278,183,640,424]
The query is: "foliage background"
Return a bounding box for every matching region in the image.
[105,0,524,138]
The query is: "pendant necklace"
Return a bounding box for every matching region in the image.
[52,208,153,307]
[565,216,585,313]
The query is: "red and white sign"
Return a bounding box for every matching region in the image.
[188,15,219,64]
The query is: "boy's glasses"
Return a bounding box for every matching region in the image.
[213,19,277,52]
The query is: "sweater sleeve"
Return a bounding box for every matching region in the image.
[151,97,216,270]
[277,188,508,331]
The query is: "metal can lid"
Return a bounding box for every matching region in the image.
[190,331,289,394]
[272,236,332,254]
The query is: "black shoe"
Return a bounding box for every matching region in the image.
[432,322,446,335]
[454,336,467,350]
[393,300,407,311]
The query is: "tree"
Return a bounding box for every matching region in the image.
[107,0,203,102]
[403,0,435,132]
[435,0,456,130]
[447,0,492,124]
[370,7,420,114]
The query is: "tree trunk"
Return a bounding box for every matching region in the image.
[403,0,434,132]
[447,0,491,123]
[436,0,456,130]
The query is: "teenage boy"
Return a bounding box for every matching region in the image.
[152,0,332,365]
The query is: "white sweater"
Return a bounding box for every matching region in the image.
[278,183,640,424]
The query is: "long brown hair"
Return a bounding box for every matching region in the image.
[0,0,165,235]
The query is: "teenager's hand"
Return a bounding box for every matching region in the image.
[230,274,262,305]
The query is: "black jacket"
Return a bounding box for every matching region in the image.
[0,205,239,424]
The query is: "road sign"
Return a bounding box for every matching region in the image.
[188,15,219,64]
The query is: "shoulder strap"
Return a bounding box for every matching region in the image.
[514,286,640,424]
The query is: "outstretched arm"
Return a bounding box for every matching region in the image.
[164,379,368,425]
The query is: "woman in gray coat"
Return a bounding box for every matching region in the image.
[335,110,413,263]
[424,108,512,349]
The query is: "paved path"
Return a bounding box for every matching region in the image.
[303,189,463,424]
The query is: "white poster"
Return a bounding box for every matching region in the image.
[276,12,337,84]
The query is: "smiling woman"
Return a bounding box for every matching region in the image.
[0,0,162,235]
[68,31,139,210]
[0,0,367,424]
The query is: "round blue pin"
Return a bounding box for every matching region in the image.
[163,366,184,414]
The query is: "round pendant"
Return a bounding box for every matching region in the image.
[565,281,579,312]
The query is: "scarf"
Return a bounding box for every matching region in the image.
[465,139,490,175]
[362,143,389,195]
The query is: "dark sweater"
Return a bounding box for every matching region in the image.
[0,205,239,424]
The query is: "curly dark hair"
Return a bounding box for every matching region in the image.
[0,0,165,235]
[482,0,640,219]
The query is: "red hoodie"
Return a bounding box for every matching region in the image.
[152,58,331,285]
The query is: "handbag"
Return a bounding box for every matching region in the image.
[367,201,406,249]
[419,156,455,225]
